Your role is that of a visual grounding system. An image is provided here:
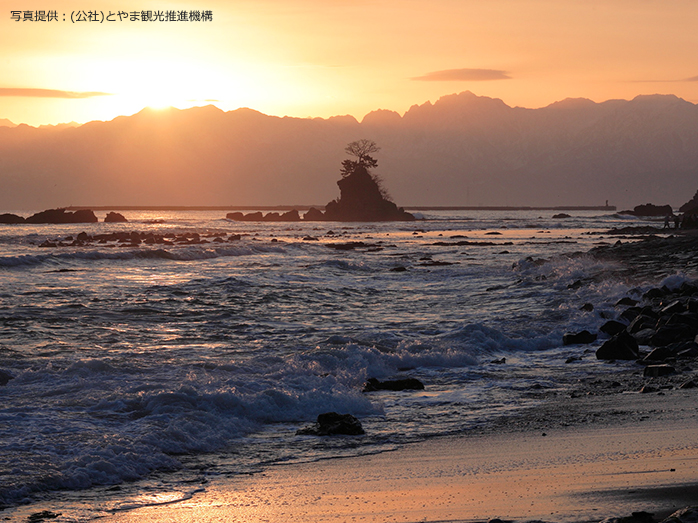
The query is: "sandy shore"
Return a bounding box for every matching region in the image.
[36,389,688,523]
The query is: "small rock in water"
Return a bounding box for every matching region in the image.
[104,211,127,223]
[562,330,597,345]
[296,412,365,436]
[0,369,13,386]
[363,377,425,392]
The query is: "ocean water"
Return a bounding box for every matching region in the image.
[0,209,677,520]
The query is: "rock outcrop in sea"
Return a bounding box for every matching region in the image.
[321,164,414,221]
[225,140,414,222]
[0,213,25,224]
[619,203,673,217]
[104,212,128,223]
[680,189,698,214]
[25,208,98,224]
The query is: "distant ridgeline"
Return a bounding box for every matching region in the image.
[228,139,414,222]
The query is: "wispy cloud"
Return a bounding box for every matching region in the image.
[411,68,511,82]
[0,88,111,98]
[631,75,698,83]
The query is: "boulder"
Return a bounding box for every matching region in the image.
[600,320,627,336]
[552,213,571,219]
[363,377,425,392]
[643,364,675,377]
[296,412,365,436]
[619,306,642,323]
[0,213,25,224]
[596,330,640,360]
[226,212,244,221]
[660,300,687,315]
[616,297,639,307]
[632,328,657,346]
[650,324,696,347]
[642,346,676,362]
[104,212,127,223]
[628,314,656,334]
[562,330,597,345]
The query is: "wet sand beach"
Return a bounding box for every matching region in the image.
[83,391,698,523]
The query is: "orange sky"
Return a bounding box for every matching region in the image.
[2,0,698,126]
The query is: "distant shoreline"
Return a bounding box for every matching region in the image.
[64,205,618,212]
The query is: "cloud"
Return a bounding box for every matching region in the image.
[684,76,698,82]
[0,88,111,98]
[411,68,512,82]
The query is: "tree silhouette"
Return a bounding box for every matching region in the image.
[340,139,380,177]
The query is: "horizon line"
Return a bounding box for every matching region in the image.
[61,205,618,212]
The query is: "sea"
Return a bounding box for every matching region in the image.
[0,208,683,520]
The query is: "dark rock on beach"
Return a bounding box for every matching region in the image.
[296,412,365,436]
[596,331,640,360]
[600,320,627,336]
[26,208,98,224]
[363,377,425,392]
[643,364,676,377]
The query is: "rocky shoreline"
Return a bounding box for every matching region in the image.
[460,233,698,523]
